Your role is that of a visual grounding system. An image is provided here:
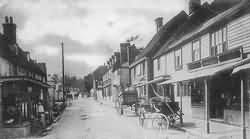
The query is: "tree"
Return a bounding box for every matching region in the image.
[83,74,93,96]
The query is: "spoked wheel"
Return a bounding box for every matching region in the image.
[152,116,169,130]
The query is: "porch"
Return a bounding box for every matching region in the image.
[160,56,250,138]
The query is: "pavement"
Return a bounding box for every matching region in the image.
[18,97,192,139]
[17,97,249,139]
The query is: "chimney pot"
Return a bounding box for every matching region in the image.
[10,16,13,24]
[120,43,129,64]
[2,15,17,44]
[155,17,163,32]
[188,0,201,14]
[5,16,9,23]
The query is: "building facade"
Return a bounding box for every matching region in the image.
[0,16,49,137]
[153,0,250,136]
[129,11,189,100]
[102,43,139,102]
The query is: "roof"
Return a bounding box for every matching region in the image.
[154,3,219,58]
[155,0,250,58]
[133,11,189,61]
[0,33,47,75]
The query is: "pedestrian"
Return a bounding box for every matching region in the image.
[38,101,46,128]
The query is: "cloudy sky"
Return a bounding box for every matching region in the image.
[0,0,193,77]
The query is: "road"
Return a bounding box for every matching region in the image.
[41,98,193,139]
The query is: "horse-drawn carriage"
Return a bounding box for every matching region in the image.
[117,87,139,115]
[138,96,183,130]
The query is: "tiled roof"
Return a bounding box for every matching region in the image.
[134,11,189,61]
[0,33,46,75]
[154,0,249,58]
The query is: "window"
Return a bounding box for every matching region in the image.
[136,64,141,76]
[210,27,227,56]
[142,63,145,75]
[175,49,182,70]
[0,64,2,76]
[157,58,160,71]
[192,40,201,61]
[131,68,134,80]
[134,67,136,78]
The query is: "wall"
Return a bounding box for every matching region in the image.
[228,13,250,52]
[120,68,129,89]
[0,57,10,76]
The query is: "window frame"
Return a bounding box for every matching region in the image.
[174,48,183,71]
[210,26,228,56]
[157,58,161,71]
[192,39,201,62]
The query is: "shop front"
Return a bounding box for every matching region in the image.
[0,76,49,138]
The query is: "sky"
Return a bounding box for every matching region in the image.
[0,0,194,77]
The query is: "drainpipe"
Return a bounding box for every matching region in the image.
[240,73,246,139]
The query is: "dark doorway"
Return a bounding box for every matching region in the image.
[210,73,241,119]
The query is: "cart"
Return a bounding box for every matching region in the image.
[138,97,183,130]
[117,89,139,115]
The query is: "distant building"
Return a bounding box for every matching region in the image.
[92,65,108,100]
[102,43,141,102]
[0,16,49,138]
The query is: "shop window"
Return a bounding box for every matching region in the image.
[177,84,190,97]
[191,80,205,106]
[192,40,201,61]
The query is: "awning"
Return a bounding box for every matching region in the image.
[232,63,250,74]
[0,76,50,88]
[146,75,170,85]
[160,58,250,85]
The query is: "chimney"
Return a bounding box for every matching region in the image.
[2,16,17,44]
[188,0,201,15]
[120,43,129,64]
[155,17,163,32]
[127,44,138,64]
[114,52,120,66]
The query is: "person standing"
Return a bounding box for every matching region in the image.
[38,101,45,128]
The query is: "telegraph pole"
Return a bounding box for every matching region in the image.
[61,42,65,103]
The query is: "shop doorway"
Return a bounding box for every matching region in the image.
[210,73,241,120]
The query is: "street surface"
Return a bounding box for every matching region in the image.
[36,98,196,139]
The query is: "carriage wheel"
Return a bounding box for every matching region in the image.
[152,117,169,130]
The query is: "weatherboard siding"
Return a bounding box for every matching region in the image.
[228,13,250,52]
